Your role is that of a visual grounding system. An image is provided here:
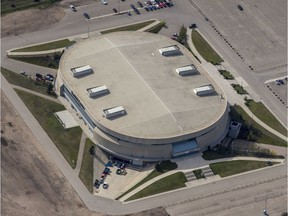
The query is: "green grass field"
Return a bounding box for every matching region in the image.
[116,161,177,200]
[9,55,60,69]
[101,20,155,34]
[1,0,60,15]
[210,160,278,177]
[79,139,95,193]
[125,172,187,201]
[230,105,287,147]
[245,99,287,136]
[12,39,76,52]
[15,89,82,168]
[192,30,223,65]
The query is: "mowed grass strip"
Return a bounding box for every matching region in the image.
[145,21,165,34]
[232,105,287,147]
[12,39,76,52]
[116,160,177,200]
[1,67,53,96]
[192,29,223,65]
[15,89,82,168]
[101,20,155,34]
[9,55,59,69]
[79,139,95,193]
[210,160,278,177]
[125,172,187,201]
[1,0,58,15]
[245,100,287,136]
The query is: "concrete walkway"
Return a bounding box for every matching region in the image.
[12,84,62,104]
[118,154,285,201]
[74,132,87,174]
[187,28,287,141]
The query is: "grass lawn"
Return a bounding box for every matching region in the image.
[245,99,287,136]
[219,70,234,80]
[12,39,76,52]
[210,160,279,177]
[231,84,248,94]
[145,21,166,34]
[125,172,187,201]
[193,169,204,179]
[192,30,223,65]
[79,139,95,193]
[116,160,177,200]
[1,67,55,97]
[15,89,82,168]
[230,105,287,147]
[101,20,155,34]
[1,0,59,15]
[9,55,59,69]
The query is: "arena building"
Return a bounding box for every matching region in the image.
[56,31,230,165]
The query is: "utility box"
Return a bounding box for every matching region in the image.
[71,65,92,77]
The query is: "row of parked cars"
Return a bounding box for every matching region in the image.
[93,160,127,190]
[35,73,54,82]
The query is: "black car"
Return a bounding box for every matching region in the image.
[83,12,90,19]
[189,23,197,29]
[36,73,43,78]
[134,8,140,14]
[144,6,149,11]
[130,4,136,9]
[113,8,118,13]
[237,4,243,11]
[137,1,143,7]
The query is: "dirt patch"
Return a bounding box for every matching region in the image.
[1,0,96,37]
[1,92,103,216]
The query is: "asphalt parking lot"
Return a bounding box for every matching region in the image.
[192,0,287,72]
[265,78,287,107]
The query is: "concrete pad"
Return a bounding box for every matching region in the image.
[54,110,79,129]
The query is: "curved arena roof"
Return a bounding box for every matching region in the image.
[59,31,227,141]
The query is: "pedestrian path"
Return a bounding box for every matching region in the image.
[12,84,62,104]
[74,132,87,174]
[186,28,287,141]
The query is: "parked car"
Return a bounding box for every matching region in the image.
[172,33,179,37]
[127,11,132,16]
[35,73,43,79]
[237,4,243,11]
[275,80,281,85]
[113,8,118,13]
[94,179,100,188]
[83,13,90,19]
[130,4,136,9]
[189,23,197,29]
[101,0,108,5]
[102,182,109,189]
[137,1,143,7]
[279,79,284,85]
[144,6,149,11]
[134,8,140,14]
[69,5,76,12]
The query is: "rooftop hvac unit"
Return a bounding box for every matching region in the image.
[159,45,181,56]
[87,85,109,98]
[176,65,197,76]
[71,65,92,77]
[193,85,214,96]
[103,106,126,119]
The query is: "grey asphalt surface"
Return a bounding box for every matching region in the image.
[1,0,287,214]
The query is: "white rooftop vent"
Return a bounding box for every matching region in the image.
[159,45,181,56]
[176,65,197,76]
[193,85,215,96]
[87,85,109,98]
[71,65,92,77]
[103,106,126,119]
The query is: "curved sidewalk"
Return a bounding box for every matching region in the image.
[186,28,287,141]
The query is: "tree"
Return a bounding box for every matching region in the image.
[46,83,53,94]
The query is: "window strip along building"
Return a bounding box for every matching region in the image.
[56,32,229,166]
